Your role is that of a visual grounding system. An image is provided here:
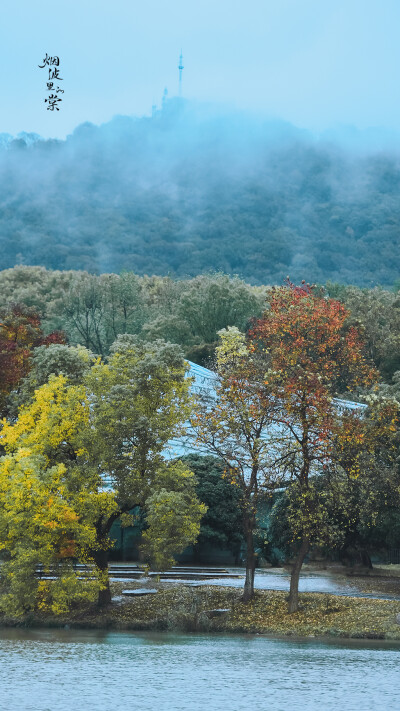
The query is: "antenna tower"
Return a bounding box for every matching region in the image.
[178,50,184,96]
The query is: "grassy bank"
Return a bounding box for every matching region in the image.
[1,582,400,640]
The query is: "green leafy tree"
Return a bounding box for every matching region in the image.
[326,284,400,382]
[180,455,244,560]
[84,334,205,603]
[0,337,206,611]
[102,271,148,345]
[62,272,148,356]
[62,273,109,356]
[178,273,264,363]
[141,461,207,570]
[8,343,94,417]
[0,265,77,332]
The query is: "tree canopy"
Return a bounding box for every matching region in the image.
[191,282,398,610]
[180,455,244,559]
[0,303,64,419]
[0,337,206,613]
[249,281,398,611]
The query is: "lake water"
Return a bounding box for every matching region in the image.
[1,628,399,711]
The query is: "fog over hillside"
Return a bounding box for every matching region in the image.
[1,99,399,286]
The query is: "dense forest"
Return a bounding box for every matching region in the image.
[0,266,399,384]
[1,99,400,287]
[0,268,399,599]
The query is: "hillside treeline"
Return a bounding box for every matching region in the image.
[0,265,399,384]
[1,100,400,286]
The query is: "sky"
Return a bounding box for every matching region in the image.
[1,0,400,139]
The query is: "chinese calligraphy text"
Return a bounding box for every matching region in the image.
[38,54,64,111]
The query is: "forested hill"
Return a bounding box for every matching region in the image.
[1,99,400,287]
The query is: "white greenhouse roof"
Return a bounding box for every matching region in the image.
[165,360,365,461]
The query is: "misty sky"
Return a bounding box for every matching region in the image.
[2,0,400,139]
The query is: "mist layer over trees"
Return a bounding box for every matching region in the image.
[1,99,400,287]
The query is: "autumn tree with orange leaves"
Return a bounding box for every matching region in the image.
[0,304,64,420]
[249,280,397,612]
[192,280,398,610]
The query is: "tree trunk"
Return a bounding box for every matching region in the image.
[360,549,373,569]
[94,548,111,606]
[288,538,309,613]
[243,521,256,603]
[93,510,127,606]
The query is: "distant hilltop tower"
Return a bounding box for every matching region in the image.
[178,50,184,96]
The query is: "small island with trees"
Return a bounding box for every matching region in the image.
[0,268,399,639]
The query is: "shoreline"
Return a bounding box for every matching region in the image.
[1,583,400,641]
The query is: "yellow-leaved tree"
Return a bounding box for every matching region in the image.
[0,374,117,616]
[0,336,206,614]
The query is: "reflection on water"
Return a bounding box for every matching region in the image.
[0,629,399,711]
[196,568,400,600]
